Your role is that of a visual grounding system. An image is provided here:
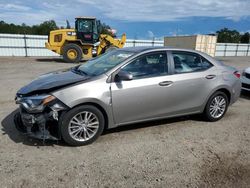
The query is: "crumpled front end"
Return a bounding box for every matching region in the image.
[14,94,69,141]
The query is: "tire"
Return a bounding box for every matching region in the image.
[60,105,105,146]
[203,91,229,122]
[62,43,82,63]
[14,111,27,133]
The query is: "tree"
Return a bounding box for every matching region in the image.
[0,20,115,37]
[97,20,116,37]
[216,28,241,43]
[240,32,250,43]
[32,20,58,35]
[0,20,58,35]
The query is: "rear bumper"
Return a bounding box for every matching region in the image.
[45,42,52,50]
[45,42,61,55]
[230,80,242,105]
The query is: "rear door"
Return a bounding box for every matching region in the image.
[166,51,218,114]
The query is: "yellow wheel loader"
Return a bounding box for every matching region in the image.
[45,17,126,63]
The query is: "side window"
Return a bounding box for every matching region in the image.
[172,52,213,73]
[122,52,168,79]
[201,56,213,69]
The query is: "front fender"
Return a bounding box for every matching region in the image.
[52,76,116,129]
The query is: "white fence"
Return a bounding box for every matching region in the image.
[0,33,250,57]
[215,43,250,57]
[0,34,56,56]
[0,34,164,57]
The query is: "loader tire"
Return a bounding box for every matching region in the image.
[63,43,82,63]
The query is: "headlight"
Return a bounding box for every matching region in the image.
[67,32,76,36]
[16,95,56,113]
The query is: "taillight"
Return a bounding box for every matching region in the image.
[233,71,241,78]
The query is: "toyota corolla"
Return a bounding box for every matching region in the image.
[14,47,241,146]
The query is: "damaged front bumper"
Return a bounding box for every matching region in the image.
[14,94,68,141]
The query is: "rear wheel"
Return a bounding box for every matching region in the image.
[203,91,229,122]
[62,43,82,63]
[60,105,105,146]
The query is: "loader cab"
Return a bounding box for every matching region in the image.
[75,17,101,44]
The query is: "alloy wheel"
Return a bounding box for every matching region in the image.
[68,111,99,142]
[209,96,226,119]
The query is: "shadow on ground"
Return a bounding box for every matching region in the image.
[103,115,198,135]
[1,109,65,147]
[1,109,198,147]
[1,91,248,147]
[35,58,87,64]
[35,58,65,63]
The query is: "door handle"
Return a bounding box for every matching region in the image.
[205,75,216,79]
[159,81,173,86]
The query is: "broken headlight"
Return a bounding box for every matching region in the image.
[16,95,56,113]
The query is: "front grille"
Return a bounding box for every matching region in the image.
[245,73,250,79]
[242,83,250,89]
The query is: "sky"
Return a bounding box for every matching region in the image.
[0,0,250,39]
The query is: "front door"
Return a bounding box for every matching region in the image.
[111,51,174,125]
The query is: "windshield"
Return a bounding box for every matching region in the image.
[78,20,93,33]
[75,50,134,76]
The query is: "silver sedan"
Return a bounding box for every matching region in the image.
[241,67,250,91]
[15,47,242,146]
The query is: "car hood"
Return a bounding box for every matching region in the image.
[17,68,90,96]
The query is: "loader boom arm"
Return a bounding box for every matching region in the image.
[97,34,126,55]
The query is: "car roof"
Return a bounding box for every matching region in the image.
[117,46,217,65]
[104,46,221,76]
[119,46,201,54]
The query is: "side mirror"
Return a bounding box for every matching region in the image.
[115,70,133,81]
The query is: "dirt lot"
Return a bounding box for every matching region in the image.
[0,56,250,188]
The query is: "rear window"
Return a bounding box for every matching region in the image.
[172,51,213,73]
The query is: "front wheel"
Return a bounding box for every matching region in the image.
[60,105,105,146]
[203,91,229,122]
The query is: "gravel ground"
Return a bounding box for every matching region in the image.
[0,56,250,188]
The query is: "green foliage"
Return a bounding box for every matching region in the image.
[216,28,241,43]
[97,20,116,37]
[0,20,58,35]
[216,28,250,43]
[33,20,58,35]
[240,32,250,43]
[0,19,115,37]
